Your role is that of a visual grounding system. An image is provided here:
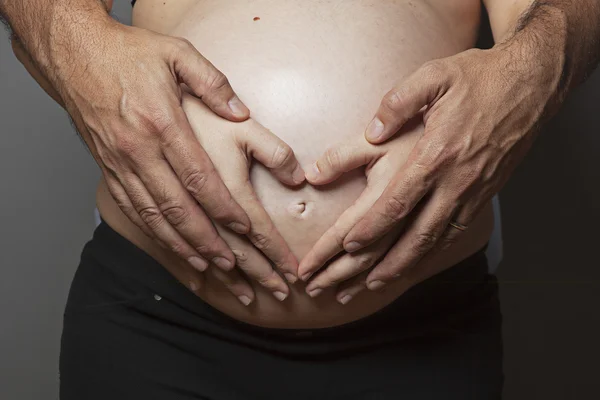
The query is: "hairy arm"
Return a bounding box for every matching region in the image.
[484,0,600,106]
[0,0,114,100]
[2,0,304,297]
[4,1,114,107]
[300,0,600,299]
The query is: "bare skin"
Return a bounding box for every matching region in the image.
[1,0,306,298]
[5,0,600,329]
[5,0,305,302]
[91,0,493,328]
[300,0,600,300]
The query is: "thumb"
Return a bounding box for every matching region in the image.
[242,123,305,186]
[366,61,448,144]
[306,142,379,185]
[172,39,250,121]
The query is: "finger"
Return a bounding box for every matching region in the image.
[170,38,250,121]
[171,38,250,121]
[229,179,299,280]
[305,142,379,185]
[305,225,400,297]
[365,194,460,289]
[117,171,212,272]
[298,183,382,281]
[437,198,483,252]
[209,265,256,306]
[215,226,290,301]
[342,148,433,253]
[365,60,448,143]
[183,265,206,296]
[335,270,370,305]
[131,158,237,271]
[241,123,305,185]
[160,107,251,234]
[102,169,156,240]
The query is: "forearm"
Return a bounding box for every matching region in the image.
[0,0,113,95]
[11,36,65,107]
[485,0,600,95]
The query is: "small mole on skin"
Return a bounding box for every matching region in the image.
[253,16,260,21]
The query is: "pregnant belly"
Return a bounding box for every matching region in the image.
[97,0,492,328]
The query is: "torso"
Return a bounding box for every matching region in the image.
[96,0,494,329]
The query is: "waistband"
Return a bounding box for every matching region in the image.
[81,220,498,353]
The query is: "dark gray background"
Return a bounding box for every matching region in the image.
[1,2,598,398]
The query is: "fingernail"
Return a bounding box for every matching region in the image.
[366,117,384,141]
[308,288,323,298]
[227,221,250,234]
[292,164,306,184]
[188,256,208,272]
[367,280,386,291]
[284,273,298,284]
[238,295,252,306]
[189,280,200,292]
[306,163,320,181]
[213,257,233,270]
[345,241,362,253]
[300,272,314,282]
[273,291,288,301]
[339,294,353,305]
[228,96,247,118]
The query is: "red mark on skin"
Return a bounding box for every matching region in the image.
[253,17,260,21]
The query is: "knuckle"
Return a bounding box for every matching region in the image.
[439,230,460,251]
[110,194,133,217]
[194,243,216,257]
[324,148,343,170]
[180,167,211,197]
[173,37,193,52]
[167,240,187,257]
[209,203,233,222]
[251,231,272,252]
[114,134,140,157]
[382,89,406,113]
[192,236,220,256]
[232,249,249,264]
[159,202,189,227]
[149,113,178,138]
[421,60,445,81]
[383,196,408,219]
[331,225,346,248]
[413,232,438,255]
[204,70,230,93]
[270,143,294,168]
[138,206,164,229]
[325,275,340,286]
[421,142,458,169]
[356,254,375,270]
[256,270,279,288]
[130,111,178,145]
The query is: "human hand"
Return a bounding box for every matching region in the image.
[54,20,262,273]
[297,120,423,303]
[182,94,305,304]
[305,43,555,293]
